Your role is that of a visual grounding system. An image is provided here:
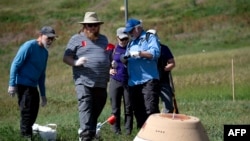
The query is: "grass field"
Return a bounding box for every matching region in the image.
[1,47,249,141]
[0,0,249,141]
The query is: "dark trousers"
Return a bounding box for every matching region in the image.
[76,84,107,138]
[109,78,133,133]
[17,84,40,136]
[129,79,160,129]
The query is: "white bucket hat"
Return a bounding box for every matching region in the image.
[78,12,104,24]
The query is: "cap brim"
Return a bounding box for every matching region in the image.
[124,27,133,33]
[46,33,56,37]
[118,34,128,39]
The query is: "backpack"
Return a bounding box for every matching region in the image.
[145,32,174,83]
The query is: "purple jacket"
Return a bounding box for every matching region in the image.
[110,45,128,84]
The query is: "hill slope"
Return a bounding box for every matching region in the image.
[0,0,249,54]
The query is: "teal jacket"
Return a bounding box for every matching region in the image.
[9,39,48,96]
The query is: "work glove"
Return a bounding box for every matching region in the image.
[41,96,47,107]
[120,54,129,63]
[8,86,17,97]
[129,51,140,58]
[74,57,87,66]
[111,60,118,69]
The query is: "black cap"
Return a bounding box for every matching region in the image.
[40,26,56,37]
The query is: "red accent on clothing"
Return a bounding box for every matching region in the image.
[106,43,115,50]
[82,41,86,47]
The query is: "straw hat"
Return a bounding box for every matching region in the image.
[78,12,104,24]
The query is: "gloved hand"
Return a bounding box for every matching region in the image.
[41,96,47,107]
[74,57,87,66]
[130,51,140,58]
[120,54,129,63]
[111,60,118,69]
[8,86,17,97]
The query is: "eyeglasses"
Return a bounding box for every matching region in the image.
[120,38,129,41]
[86,23,100,28]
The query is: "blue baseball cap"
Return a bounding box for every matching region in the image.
[124,18,141,33]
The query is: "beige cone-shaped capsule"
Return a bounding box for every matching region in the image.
[134,113,209,141]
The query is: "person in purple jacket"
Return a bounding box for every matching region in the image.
[108,27,133,135]
[8,26,57,140]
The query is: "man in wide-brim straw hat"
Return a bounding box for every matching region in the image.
[78,11,104,24]
[77,12,104,41]
[63,12,110,141]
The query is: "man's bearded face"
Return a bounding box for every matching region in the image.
[84,23,100,41]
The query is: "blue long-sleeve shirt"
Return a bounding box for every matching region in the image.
[9,39,48,96]
[126,31,160,86]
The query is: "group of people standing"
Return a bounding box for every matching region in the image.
[108,17,176,137]
[8,11,175,141]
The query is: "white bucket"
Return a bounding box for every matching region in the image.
[32,123,57,141]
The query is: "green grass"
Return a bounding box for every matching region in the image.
[0,0,249,141]
[1,48,249,141]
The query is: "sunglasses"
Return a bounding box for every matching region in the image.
[86,23,100,27]
[47,37,55,41]
[120,38,129,41]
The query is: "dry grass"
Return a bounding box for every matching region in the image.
[174,47,250,88]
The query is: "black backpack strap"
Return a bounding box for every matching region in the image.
[127,40,132,50]
[145,32,151,42]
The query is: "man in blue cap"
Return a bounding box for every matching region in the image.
[123,18,161,129]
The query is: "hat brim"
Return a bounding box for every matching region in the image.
[45,33,56,37]
[124,27,134,33]
[78,21,104,24]
[118,34,128,39]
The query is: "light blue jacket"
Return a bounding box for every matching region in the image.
[126,31,160,86]
[9,39,48,96]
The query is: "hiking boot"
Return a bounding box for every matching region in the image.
[126,130,131,135]
[79,136,92,141]
[21,134,33,141]
[79,130,95,141]
[115,130,122,135]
